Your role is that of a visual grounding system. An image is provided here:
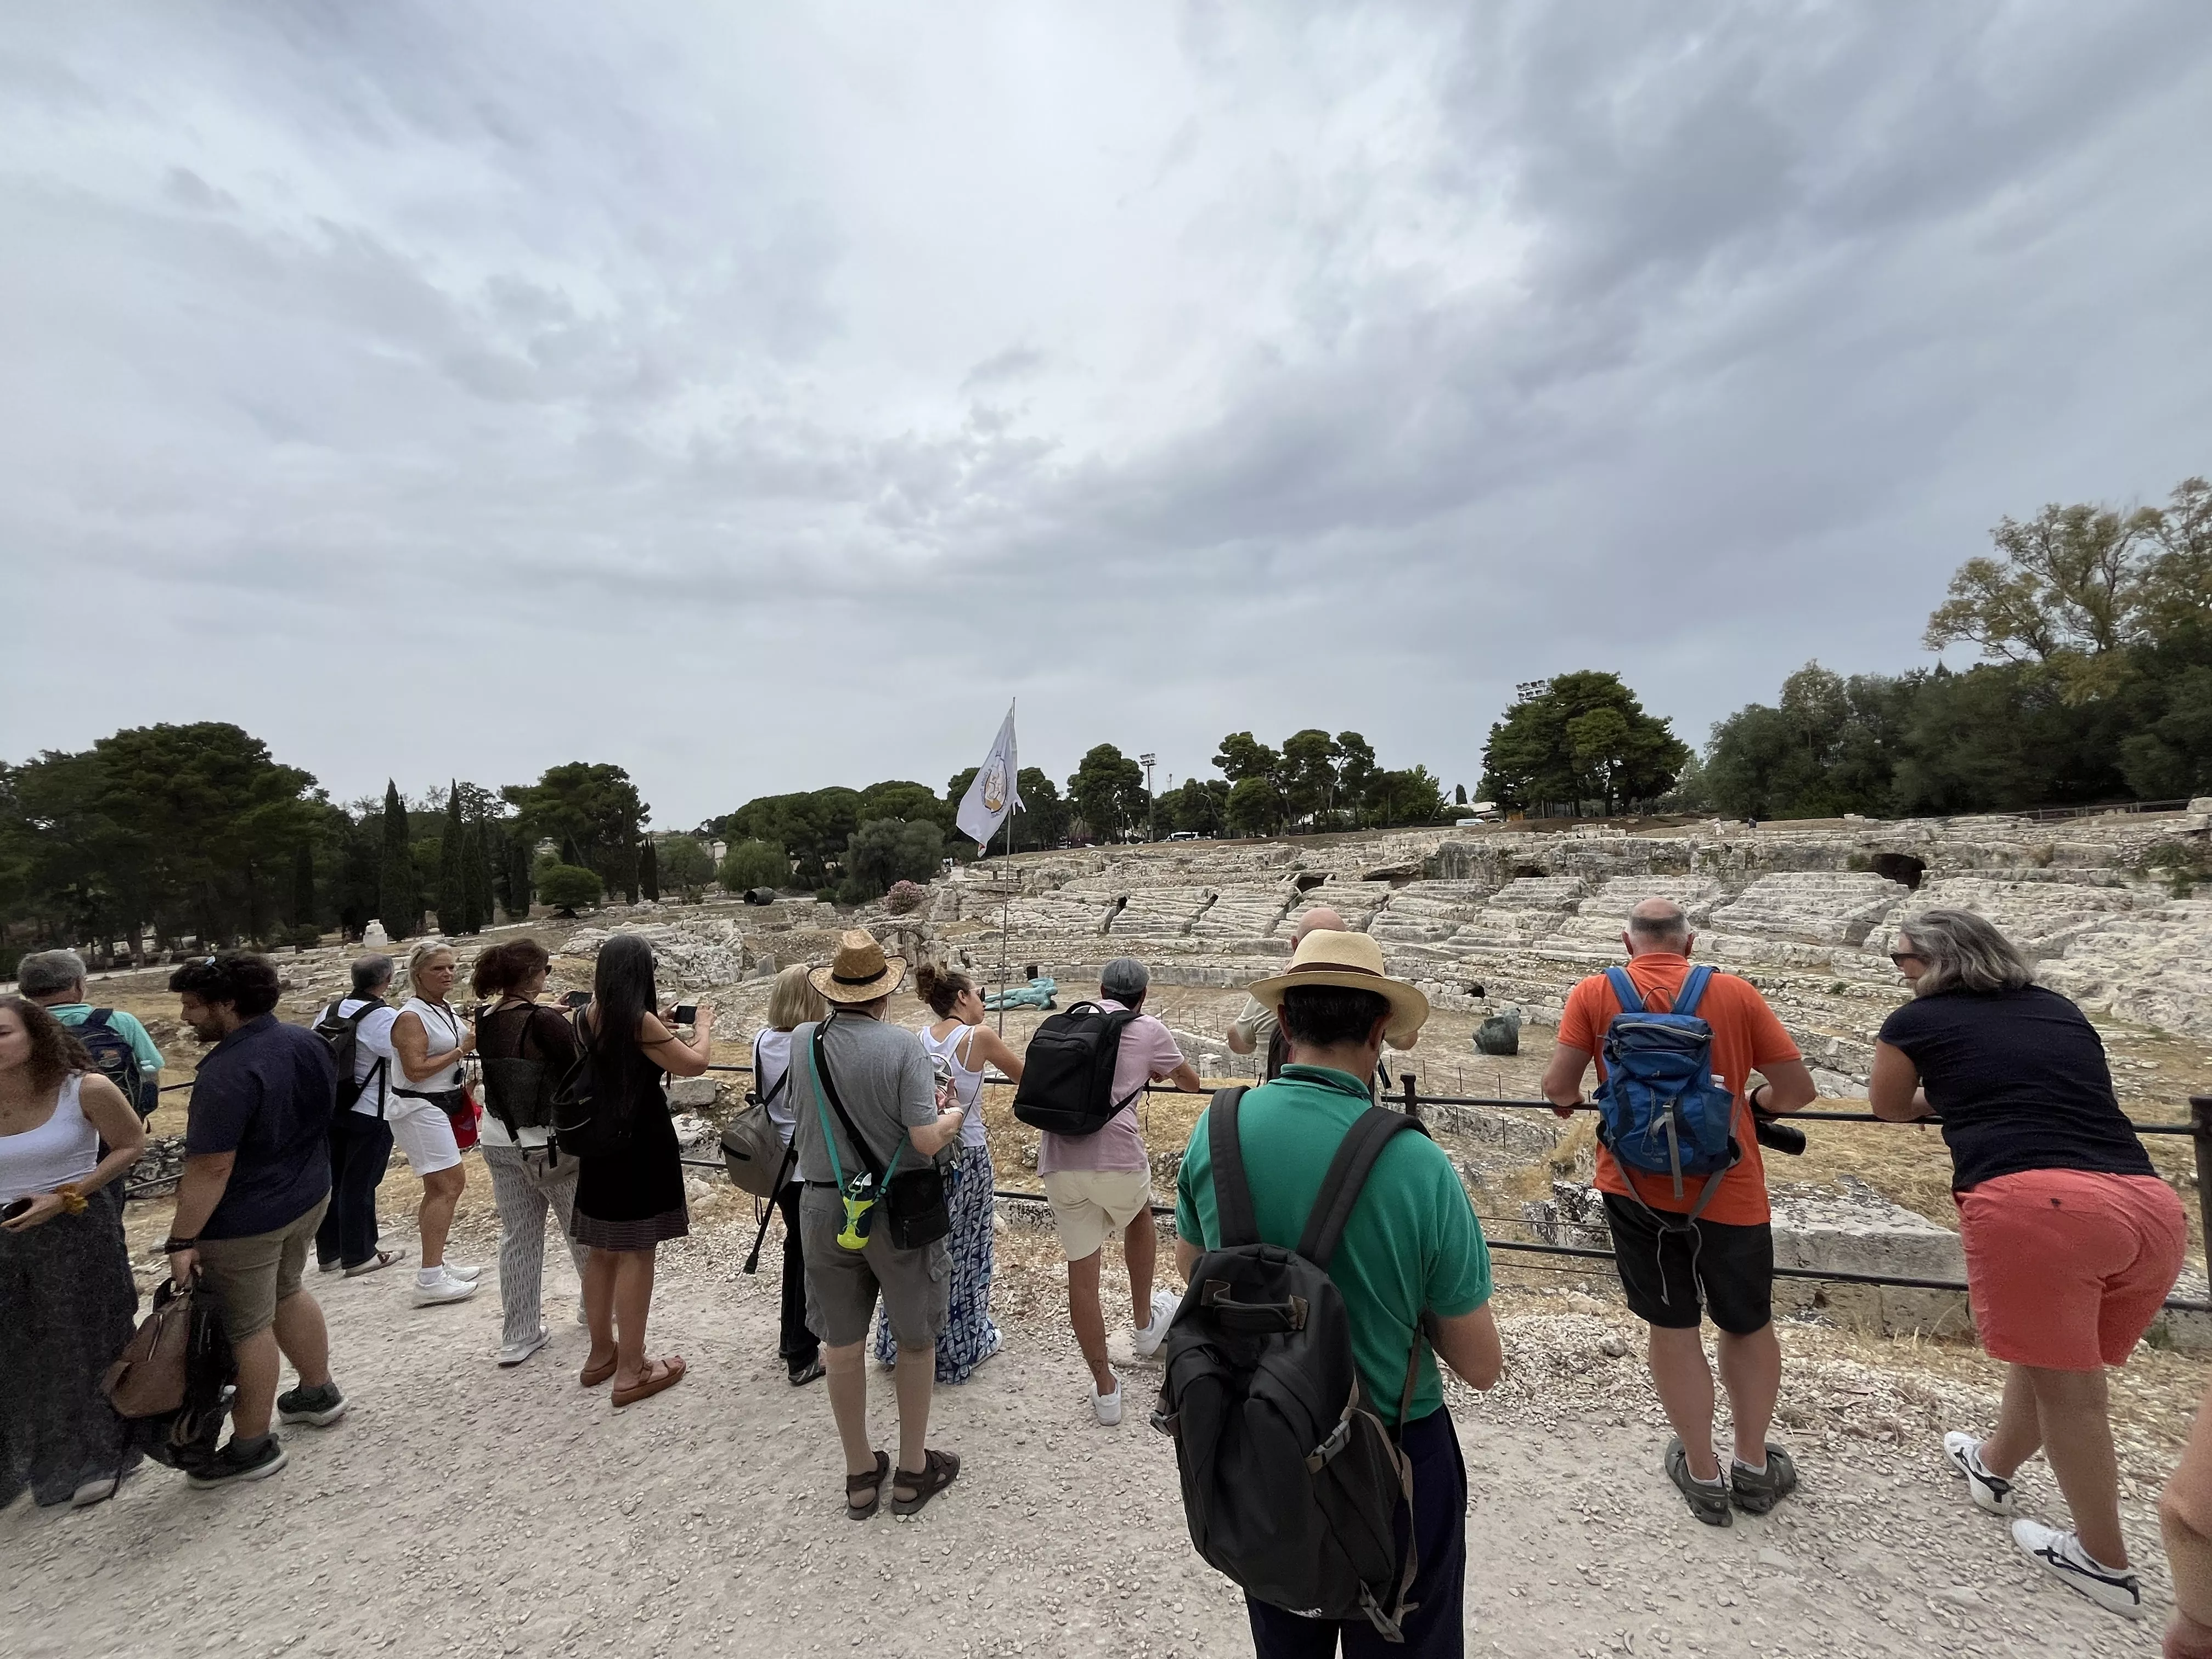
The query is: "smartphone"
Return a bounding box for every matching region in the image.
[669,1004,699,1025]
[561,991,592,1009]
[0,1197,32,1222]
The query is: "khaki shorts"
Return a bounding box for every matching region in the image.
[1041,1169,1154,1261]
[195,1195,330,1341]
[800,1186,949,1351]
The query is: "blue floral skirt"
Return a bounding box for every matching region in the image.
[874,1142,1000,1382]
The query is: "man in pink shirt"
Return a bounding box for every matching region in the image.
[1039,956,1202,1425]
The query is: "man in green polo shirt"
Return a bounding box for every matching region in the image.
[1175,928,1502,1658]
[18,948,164,1115]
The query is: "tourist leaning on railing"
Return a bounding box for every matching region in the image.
[0,995,145,1509]
[1872,906,2185,1624]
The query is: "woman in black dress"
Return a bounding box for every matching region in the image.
[572,935,714,1407]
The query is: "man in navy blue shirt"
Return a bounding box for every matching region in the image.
[163,952,348,1488]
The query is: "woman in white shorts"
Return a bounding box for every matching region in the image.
[390,940,481,1308]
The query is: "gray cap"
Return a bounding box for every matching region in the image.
[1100,957,1149,1002]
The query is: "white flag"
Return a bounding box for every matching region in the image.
[956,703,1022,850]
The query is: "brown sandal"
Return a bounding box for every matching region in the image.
[580,1353,618,1388]
[845,1450,890,1520]
[612,1356,686,1408]
[891,1448,960,1516]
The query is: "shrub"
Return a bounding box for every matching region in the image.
[537,863,605,914]
[884,879,929,915]
[719,839,789,893]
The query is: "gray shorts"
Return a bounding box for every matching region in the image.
[801,1186,950,1351]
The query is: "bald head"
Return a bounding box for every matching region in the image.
[1624,898,1692,957]
[1291,906,1347,944]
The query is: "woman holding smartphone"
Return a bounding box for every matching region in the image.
[0,995,145,1509]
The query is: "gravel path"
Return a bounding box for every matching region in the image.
[4,1219,2174,1658]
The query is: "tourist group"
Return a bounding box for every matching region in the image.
[5,899,2211,1655]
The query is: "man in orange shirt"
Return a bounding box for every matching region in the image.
[1541,897,1817,1526]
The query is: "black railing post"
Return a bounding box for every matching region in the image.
[2193,1096,2212,1250]
[1400,1070,1420,1125]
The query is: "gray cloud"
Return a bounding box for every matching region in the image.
[3,1,2209,826]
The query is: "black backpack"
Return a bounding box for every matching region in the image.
[1153,1087,1432,1640]
[76,1010,151,1118]
[477,1002,563,1141]
[1011,1000,1143,1136]
[549,1012,635,1160]
[313,998,387,1119]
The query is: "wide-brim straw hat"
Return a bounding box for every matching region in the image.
[1247,928,1429,1047]
[810,929,907,1004]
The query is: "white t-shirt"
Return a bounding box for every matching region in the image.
[334,998,402,1118]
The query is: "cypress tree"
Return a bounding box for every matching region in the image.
[506,830,534,919]
[640,838,660,902]
[379,780,417,936]
[462,825,493,934]
[438,783,465,933]
[292,842,317,930]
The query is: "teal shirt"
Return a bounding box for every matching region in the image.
[1175,1065,1491,1427]
[49,1003,165,1074]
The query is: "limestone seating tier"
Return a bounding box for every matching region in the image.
[1367,882,1514,944]
[1702,871,1911,945]
[1189,889,1296,940]
[1896,876,2139,954]
[1103,887,1220,937]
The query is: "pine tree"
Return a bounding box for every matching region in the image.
[438,782,465,934]
[560,833,584,870]
[640,838,660,902]
[292,842,317,930]
[379,780,417,936]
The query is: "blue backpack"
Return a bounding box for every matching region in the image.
[76,1009,153,1119]
[1593,966,1740,1222]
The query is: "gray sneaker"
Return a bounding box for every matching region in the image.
[1665,1436,1733,1527]
[1729,1445,1799,1515]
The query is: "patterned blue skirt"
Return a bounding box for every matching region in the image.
[874,1142,1001,1382]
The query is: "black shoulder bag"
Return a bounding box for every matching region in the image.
[812,1020,951,1250]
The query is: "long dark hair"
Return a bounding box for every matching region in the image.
[590,934,659,1073]
[0,995,94,1094]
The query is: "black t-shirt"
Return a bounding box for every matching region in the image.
[1878,985,2154,1192]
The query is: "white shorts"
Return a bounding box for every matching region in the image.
[1040,1169,1155,1261]
[382,1094,462,1177]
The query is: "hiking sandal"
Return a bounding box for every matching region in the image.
[890,1448,961,1517]
[845,1451,890,1521]
[1665,1436,1733,1528]
[1730,1445,1799,1515]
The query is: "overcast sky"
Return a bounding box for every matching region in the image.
[4,3,2209,828]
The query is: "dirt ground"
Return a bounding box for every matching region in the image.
[5,1192,2191,1658]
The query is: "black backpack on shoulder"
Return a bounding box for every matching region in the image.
[549,1012,634,1160]
[76,1009,153,1118]
[313,998,387,1120]
[1011,1000,1143,1136]
[1153,1087,1432,1641]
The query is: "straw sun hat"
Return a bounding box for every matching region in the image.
[1246,928,1429,1047]
[810,929,907,1004]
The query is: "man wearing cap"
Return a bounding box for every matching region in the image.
[1176,929,1502,1657]
[788,932,972,1519]
[1040,956,1203,1426]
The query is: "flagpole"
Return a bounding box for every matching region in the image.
[997,808,1012,1037]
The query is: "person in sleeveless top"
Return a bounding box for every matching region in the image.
[871,962,1022,1383]
[470,940,590,1368]
[0,996,145,1509]
[389,941,481,1307]
[572,934,714,1408]
[757,965,829,1385]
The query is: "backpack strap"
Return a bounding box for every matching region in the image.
[751,1032,791,1108]
[85,1008,115,1032]
[1296,1107,1430,1271]
[1670,964,1717,1020]
[1204,1087,1257,1248]
[1602,966,1649,1016]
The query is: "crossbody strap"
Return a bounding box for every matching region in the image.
[1296,1107,1430,1270]
[1204,1087,1256,1247]
[753,1032,791,1107]
[810,1019,904,1186]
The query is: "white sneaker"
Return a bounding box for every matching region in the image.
[1093,1373,1123,1427]
[1943,1432,2017,1516]
[438,1263,482,1283]
[413,1270,479,1307]
[1131,1289,1180,1360]
[2012,1519,2143,1620]
[497,1327,551,1367]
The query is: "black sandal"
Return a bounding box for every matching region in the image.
[845,1451,889,1520]
[891,1448,960,1517]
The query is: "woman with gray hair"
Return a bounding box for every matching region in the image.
[1871,906,2184,1622]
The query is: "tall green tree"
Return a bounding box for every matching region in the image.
[1479,673,1689,815]
[1211,732,1282,786]
[842,818,943,901]
[640,838,661,902]
[1067,744,1147,842]
[1160,778,1229,836]
[437,783,466,932]
[291,843,317,931]
[713,788,863,886]
[1280,729,1340,827]
[659,836,714,900]
[379,780,418,936]
[504,828,534,921]
[502,763,647,892]
[1225,776,1286,837]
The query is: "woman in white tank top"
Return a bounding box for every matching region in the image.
[0,995,146,1508]
[878,964,1025,1382]
[390,941,481,1304]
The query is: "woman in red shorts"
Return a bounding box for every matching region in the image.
[1872,906,2184,1623]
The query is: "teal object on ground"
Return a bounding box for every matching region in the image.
[984,977,1057,1012]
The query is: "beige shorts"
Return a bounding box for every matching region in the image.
[194,1195,330,1341]
[1041,1169,1155,1261]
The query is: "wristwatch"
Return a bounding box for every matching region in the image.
[162,1235,198,1253]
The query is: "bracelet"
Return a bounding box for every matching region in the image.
[162,1235,198,1252]
[54,1183,88,1216]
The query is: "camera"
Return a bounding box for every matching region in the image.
[668,1004,699,1026]
[561,991,592,1009]
[1753,1113,1807,1156]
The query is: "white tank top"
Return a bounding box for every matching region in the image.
[0,1074,99,1205]
[922,1022,989,1150]
[399,997,466,1092]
